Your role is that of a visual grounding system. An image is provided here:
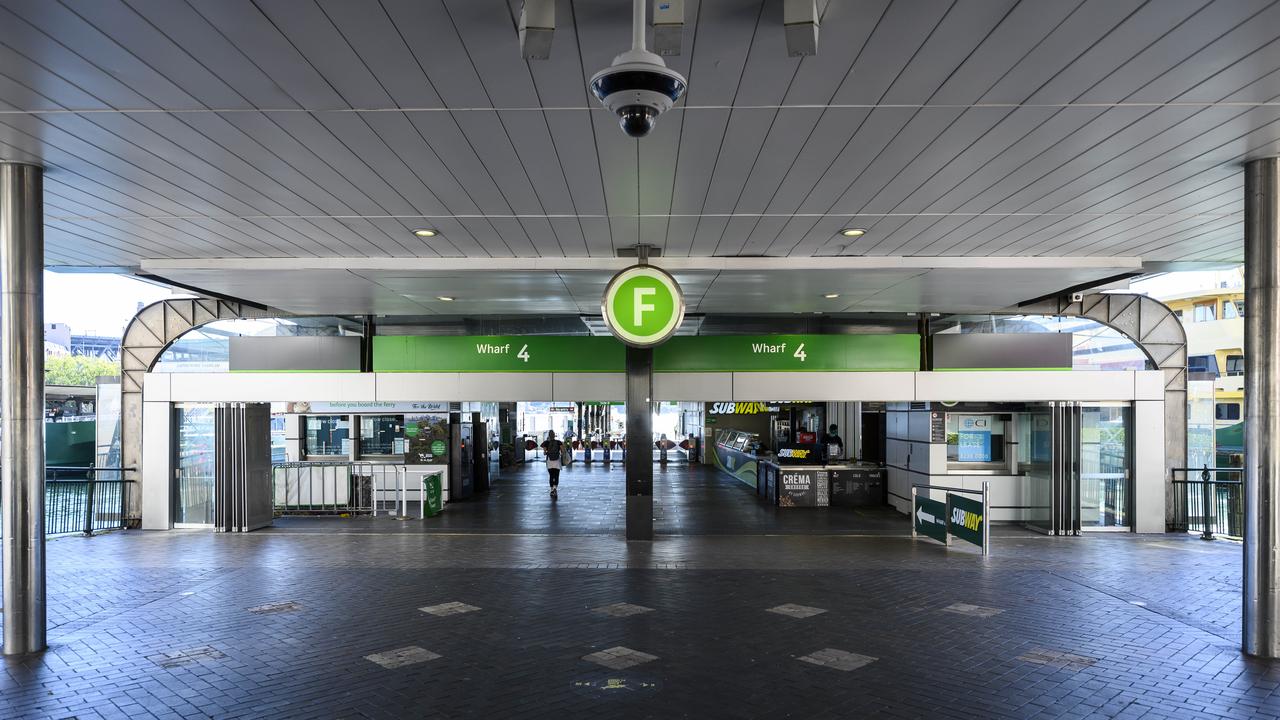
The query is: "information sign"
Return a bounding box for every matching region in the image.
[601,265,685,347]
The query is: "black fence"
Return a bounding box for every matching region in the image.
[1171,466,1243,540]
[1,466,133,536]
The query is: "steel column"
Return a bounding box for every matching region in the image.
[625,346,653,540]
[1245,156,1280,657]
[1,162,46,655]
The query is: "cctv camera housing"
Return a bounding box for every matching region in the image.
[590,51,686,138]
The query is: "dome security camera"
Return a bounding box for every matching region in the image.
[590,48,687,138]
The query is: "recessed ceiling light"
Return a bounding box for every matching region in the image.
[436,296,454,302]
[840,228,866,237]
[823,293,840,299]
[413,228,438,238]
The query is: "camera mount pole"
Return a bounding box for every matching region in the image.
[632,0,646,52]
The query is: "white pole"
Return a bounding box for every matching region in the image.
[632,0,645,51]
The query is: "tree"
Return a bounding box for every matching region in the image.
[44,355,120,387]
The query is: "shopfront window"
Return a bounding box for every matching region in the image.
[360,415,403,456]
[945,414,1007,467]
[305,415,349,457]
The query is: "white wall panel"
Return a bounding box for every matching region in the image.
[143,373,171,402]
[141,401,172,531]
[1134,370,1166,401]
[554,373,624,402]
[655,373,732,401]
[165,373,376,402]
[1134,399,1166,534]
[376,373,460,401]
[731,372,916,401]
[458,373,552,401]
[914,371,1139,402]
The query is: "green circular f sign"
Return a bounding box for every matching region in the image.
[601,265,685,347]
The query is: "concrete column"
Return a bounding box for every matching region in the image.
[1,162,46,655]
[1245,156,1280,657]
[625,346,653,540]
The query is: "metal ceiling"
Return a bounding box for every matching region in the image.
[0,0,1273,274]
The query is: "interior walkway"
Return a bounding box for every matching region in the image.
[0,493,1270,719]
[275,461,926,536]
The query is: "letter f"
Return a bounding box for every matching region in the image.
[634,287,656,326]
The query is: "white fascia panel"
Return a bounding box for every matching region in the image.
[458,373,552,401]
[376,373,461,402]
[142,372,171,402]
[167,373,375,402]
[731,372,915,401]
[655,373,732,401]
[554,373,624,402]
[914,371,1138,402]
[1133,399,1166,534]
[141,400,172,530]
[1134,370,1166,401]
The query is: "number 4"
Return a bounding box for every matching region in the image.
[793,343,806,362]
[517,344,530,363]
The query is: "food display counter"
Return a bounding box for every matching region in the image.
[757,460,885,508]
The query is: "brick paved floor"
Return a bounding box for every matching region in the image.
[0,464,1275,719]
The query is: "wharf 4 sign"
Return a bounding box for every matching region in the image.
[601,265,686,347]
[374,334,921,373]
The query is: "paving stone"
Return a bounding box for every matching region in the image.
[582,646,659,670]
[418,601,481,616]
[766,603,828,618]
[592,602,655,617]
[246,600,302,614]
[797,648,877,671]
[148,646,226,669]
[941,602,1004,618]
[1017,648,1100,671]
[364,646,441,669]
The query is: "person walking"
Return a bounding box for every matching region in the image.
[541,430,564,499]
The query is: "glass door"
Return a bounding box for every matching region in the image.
[174,403,216,527]
[1020,404,1054,533]
[1078,404,1131,530]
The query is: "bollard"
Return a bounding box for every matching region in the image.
[1201,465,1214,540]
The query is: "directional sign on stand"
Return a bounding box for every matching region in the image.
[948,493,985,548]
[913,496,948,543]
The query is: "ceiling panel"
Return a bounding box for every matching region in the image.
[0,0,1270,277]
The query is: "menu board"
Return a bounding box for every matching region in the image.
[778,468,830,508]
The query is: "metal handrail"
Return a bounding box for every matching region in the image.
[1171,466,1243,539]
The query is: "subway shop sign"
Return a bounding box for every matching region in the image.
[601,265,685,347]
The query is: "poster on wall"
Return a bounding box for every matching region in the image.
[404,413,450,464]
[956,416,993,462]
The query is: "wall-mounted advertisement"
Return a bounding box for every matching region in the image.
[286,401,451,414]
[956,416,993,463]
[404,413,450,464]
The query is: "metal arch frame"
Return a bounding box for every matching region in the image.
[1018,292,1187,529]
[119,297,277,525]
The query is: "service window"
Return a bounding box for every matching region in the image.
[1215,403,1241,421]
[1226,354,1244,376]
[304,415,349,457]
[360,415,404,457]
[1193,303,1216,323]
[945,413,1008,469]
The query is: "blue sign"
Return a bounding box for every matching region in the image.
[957,417,992,462]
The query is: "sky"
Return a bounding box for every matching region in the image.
[43,271,176,337]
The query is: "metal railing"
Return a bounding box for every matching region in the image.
[24,466,133,536]
[271,462,376,515]
[1171,466,1243,540]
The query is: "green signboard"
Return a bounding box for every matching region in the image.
[913,496,948,543]
[653,334,919,372]
[948,493,985,548]
[374,336,625,373]
[374,334,920,373]
[602,265,686,347]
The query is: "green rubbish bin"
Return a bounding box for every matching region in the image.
[423,472,443,518]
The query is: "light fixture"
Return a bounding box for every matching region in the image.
[437,296,454,302]
[823,293,840,299]
[840,228,866,238]
[413,228,438,238]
